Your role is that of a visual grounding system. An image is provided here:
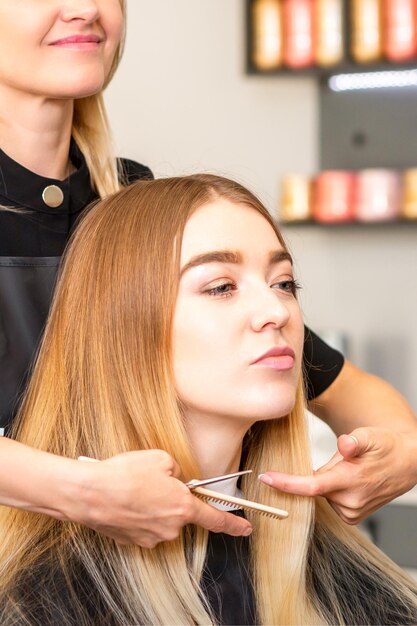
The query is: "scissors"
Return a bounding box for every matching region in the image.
[186,469,288,519]
[186,469,252,488]
[78,459,287,519]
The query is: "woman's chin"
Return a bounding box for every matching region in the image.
[239,384,299,422]
[239,400,297,423]
[44,72,107,100]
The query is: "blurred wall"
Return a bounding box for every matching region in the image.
[105,0,417,410]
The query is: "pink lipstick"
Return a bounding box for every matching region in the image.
[252,346,295,371]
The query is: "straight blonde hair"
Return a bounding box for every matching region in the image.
[72,0,126,198]
[0,176,416,625]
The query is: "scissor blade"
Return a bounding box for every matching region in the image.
[186,469,252,489]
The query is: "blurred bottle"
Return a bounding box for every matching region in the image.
[313,171,356,223]
[351,0,383,63]
[283,0,314,68]
[383,0,417,62]
[280,174,313,221]
[355,169,401,221]
[403,168,417,219]
[314,0,344,66]
[252,0,283,70]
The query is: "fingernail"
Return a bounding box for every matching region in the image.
[349,435,359,446]
[242,527,253,536]
[258,473,273,485]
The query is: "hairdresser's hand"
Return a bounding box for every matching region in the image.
[73,449,252,547]
[259,427,417,524]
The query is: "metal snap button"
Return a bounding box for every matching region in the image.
[42,185,64,208]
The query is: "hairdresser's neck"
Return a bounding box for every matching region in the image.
[0,86,74,180]
[185,412,252,479]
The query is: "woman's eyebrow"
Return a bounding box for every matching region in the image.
[180,249,293,277]
[180,251,242,277]
[269,250,293,266]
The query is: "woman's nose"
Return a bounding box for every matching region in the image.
[250,288,291,332]
[61,0,100,23]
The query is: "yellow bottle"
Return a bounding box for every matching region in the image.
[252,0,283,70]
[280,174,313,222]
[315,0,344,66]
[403,169,417,219]
[351,0,383,63]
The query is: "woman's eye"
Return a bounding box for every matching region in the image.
[272,279,301,297]
[206,282,236,298]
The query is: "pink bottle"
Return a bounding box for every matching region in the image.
[383,0,417,62]
[313,171,356,223]
[283,0,315,68]
[355,169,401,221]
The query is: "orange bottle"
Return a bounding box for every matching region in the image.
[252,0,283,70]
[351,0,383,63]
[383,0,417,62]
[283,0,314,68]
[314,0,344,66]
[402,169,417,219]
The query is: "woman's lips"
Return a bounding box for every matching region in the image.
[251,347,296,371]
[49,34,102,49]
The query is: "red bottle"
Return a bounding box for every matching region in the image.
[383,0,417,62]
[313,171,356,223]
[283,0,315,68]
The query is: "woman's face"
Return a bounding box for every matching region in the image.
[0,0,123,100]
[172,199,304,428]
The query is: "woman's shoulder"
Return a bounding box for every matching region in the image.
[117,158,154,185]
[303,325,345,400]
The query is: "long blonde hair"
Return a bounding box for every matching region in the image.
[72,0,126,198]
[0,176,416,625]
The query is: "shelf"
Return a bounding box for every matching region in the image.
[246,60,417,79]
[280,219,417,228]
[246,0,417,79]
[246,1,417,193]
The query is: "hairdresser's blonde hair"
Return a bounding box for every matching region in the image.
[0,176,416,625]
[72,0,126,198]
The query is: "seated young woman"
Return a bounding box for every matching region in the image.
[0,175,416,626]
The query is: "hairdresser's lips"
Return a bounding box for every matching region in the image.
[251,346,295,371]
[49,34,103,50]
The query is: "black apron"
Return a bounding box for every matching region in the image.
[0,257,58,434]
[0,149,152,436]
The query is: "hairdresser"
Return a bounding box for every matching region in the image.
[0,0,415,547]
